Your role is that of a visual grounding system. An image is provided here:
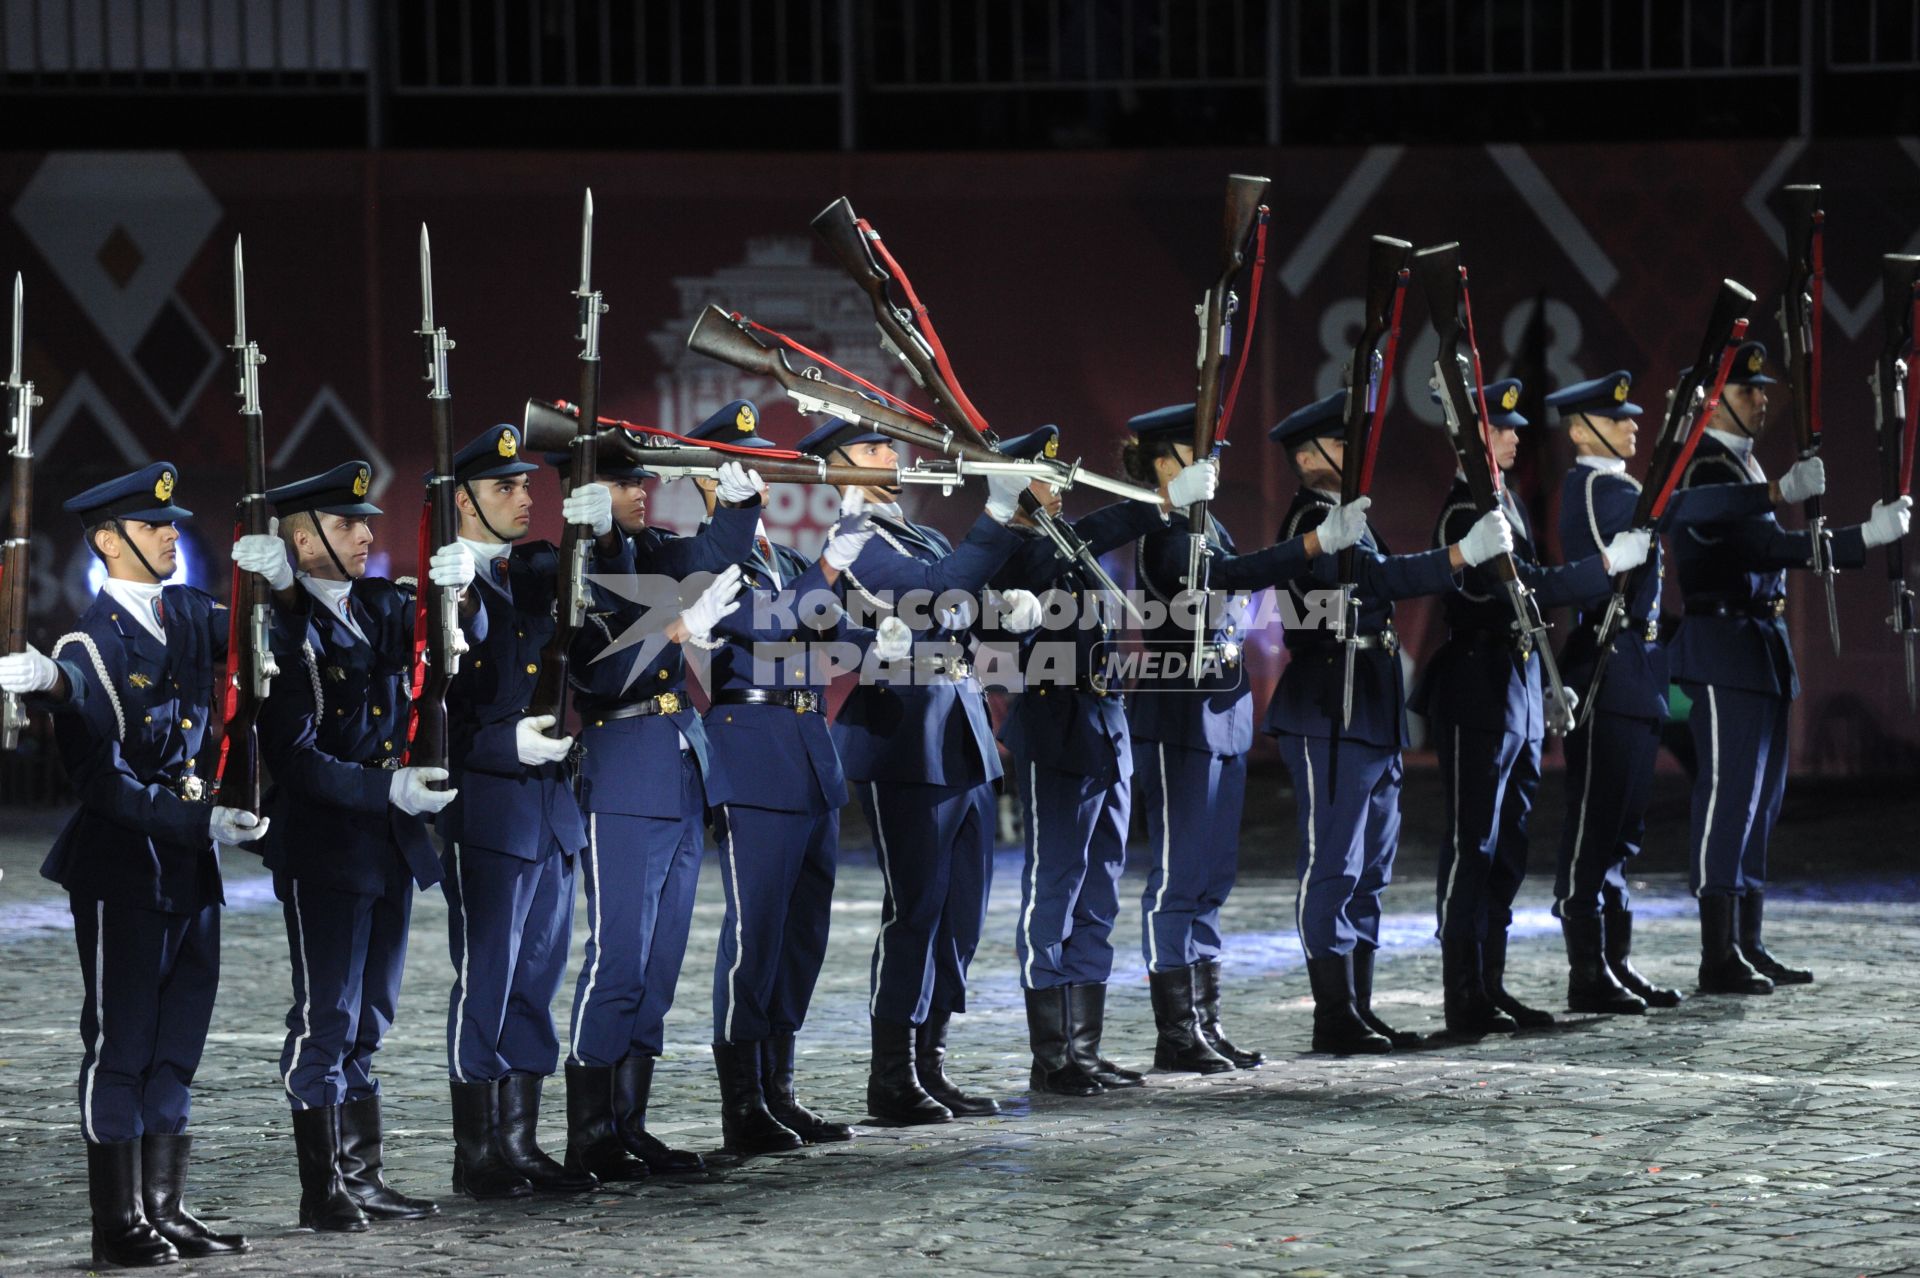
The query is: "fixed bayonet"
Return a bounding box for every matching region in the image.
[2,273,41,749]
[1778,183,1841,655]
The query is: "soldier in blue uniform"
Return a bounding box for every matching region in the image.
[1416,378,1648,1037]
[229,461,469,1230]
[0,462,267,1268]
[797,415,1029,1125]
[437,422,631,1198]
[1668,341,1910,993]
[1121,403,1370,1073]
[1264,393,1504,1054]
[1543,372,1686,1015]
[693,415,889,1155]
[985,424,1167,1095]
[551,402,765,1182]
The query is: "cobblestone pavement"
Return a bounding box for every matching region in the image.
[2,790,1917,1276]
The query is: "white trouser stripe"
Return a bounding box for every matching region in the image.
[569,815,603,1065]
[1699,687,1721,897]
[868,783,897,1016]
[283,880,314,1109]
[1439,727,1464,937]
[82,900,104,1144]
[1020,762,1041,988]
[450,843,470,1082]
[721,809,745,1042]
[1294,740,1319,958]
[1147,743,1173,972]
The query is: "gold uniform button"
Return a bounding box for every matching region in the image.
[179,718,192,729]
[473,658,483,667]
[336,708,346,716]
[525,663,538,674]
[371,706,382,717]
[594,719,604,727]
[383,740,394,750]
[657,670,668,680]
[143,715,153,724]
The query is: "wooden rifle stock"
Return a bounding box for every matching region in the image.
[2,273,36,750]
[411,224,463,772]
[219,237,277,815]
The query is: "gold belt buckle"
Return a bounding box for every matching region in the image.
[657,691,682,715]
[1770,598,1787,618]
[179,775,205,802]
[1643,620,1659,642]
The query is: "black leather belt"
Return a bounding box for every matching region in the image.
[359,758,403,771]
[1454,627,1535,656]
[164,771,209,802]
[714,688,822,715]
[1686,599,1787,620]
[588,691,687,724]
[1290,628,1400,656]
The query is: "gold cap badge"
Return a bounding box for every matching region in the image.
[1613,379,1630,404]
[1500,386,1520,411]
[352,467,371,497]
[153,469,175,501]
[497,428,518,458]
[1043,435,1059,459]
[1746,349,1764,374]
[736,404,757,433]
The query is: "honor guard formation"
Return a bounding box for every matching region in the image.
[0,182,1913,1270]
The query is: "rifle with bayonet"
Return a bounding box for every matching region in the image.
[684,305,1161,505]
[528,190,605,733]
[1415,240,1576,737]
[1779,183,1841,655]
[1870,252,1920,710]
[408,224,468,772]
[1184,174,1271,683]
[216,237,278,815]
[2,274,40,750]
[1578,279,1755,726]
[810,196,1142,619]
[1333,235,1412,728]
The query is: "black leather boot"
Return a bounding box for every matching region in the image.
[1698,895,1774,995]
[448,1080,532,1199]
[1484,926,1555,1027]
[87,1139,177,1269]
[865,1017,951,1126]
[1443,936,1518,1036]
[1024,987,1103,1096]
[497,1073,596,1192]
[291,1108,370,1232]
[1562,916,1647,1015]
[563,1062,650,1182]
[1192,958,1265,1068]
[139,1131,250,1256]
[1603,908,1683,1008]
[613,1056,704,1174]
[1148,967,1235,1074]
[764,1032,855,1141]
[336,1096,437,1220]
[1738,890,1813,985]
[1067,984,1144,1088]
[915,1012,1001,1116]
[1306,955,1391,1055]
[1351,945,1421,1048]
[712,1042,804,1155]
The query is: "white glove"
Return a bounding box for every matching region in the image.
[681,564,745,639]
[985,473,1028,524]
[824,513,876,572]
[389,766,457,817]
[0,644,60,694]
[514,715,573,767]
[1458,509,1514,567]
[210,807,270,846]
[716,461,762,505]
[875,616,913,662]
[1559,686,1581,720]
[1862,495,1914,549]
[1000,589,1044,635]
[1165,459,1219,508]
[560,483,614,538]
[1602,528,1652,575]
[1315,497,1371,555]
[232,525,293,591]
[428,542,477,590]
[1778,456,1826,505]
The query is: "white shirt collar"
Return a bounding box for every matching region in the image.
[1308,487,1339,503]
[298,572,367,642]
[460,536,512,593]
[1578,456,1628,473]
[1706,427,1753,457]
[102,579,166,644]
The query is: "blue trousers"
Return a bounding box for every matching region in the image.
[569,754,706,1066]
[278,864,414,1110]
[71,896,220,1143]
[1135,740,1248,972]
[1275,733,1404,960]
[1554,710,1661,918]
[1011,756,1129,990]
[711,803,837,1044]
[1681,682,1789,897]
[860,778,995,1023]
[1434,721,1540,943]
[442,841,575,1082]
